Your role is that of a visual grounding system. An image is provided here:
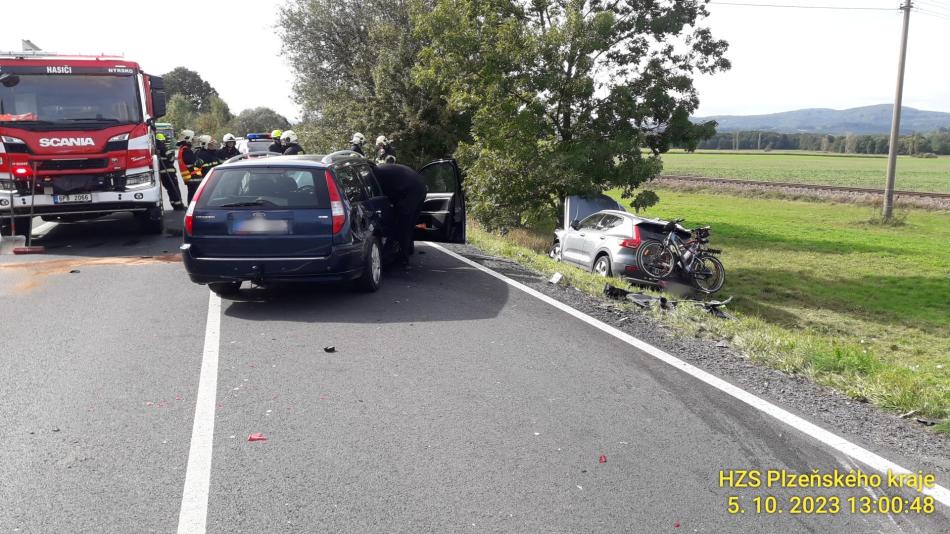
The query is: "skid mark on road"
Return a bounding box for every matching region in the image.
[0,254,180,294]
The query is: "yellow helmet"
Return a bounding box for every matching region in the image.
[155,133,166,141]
[271,129,283,139]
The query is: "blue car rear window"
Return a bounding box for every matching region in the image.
[198,168,330,209]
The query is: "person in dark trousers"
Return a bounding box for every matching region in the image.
[155,133,184,210]
[280,130,304,155]
[217,133,240,161]
[175,129,200,202]
[349,132,366,155]
[373,163,428,265]
[268,129,284,153]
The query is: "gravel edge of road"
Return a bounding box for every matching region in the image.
[439,242,950,478]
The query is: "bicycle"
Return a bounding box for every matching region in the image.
[636,219,726,294]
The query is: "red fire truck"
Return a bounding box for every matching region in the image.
[0,52,167,236]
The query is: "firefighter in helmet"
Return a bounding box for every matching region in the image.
[217,133,240,160]
[193,135,222,182]
[155,133,185,210]
[281,130,304,155]
[176,129,200,202]
[349,132,366,155]
[268,129,284,153]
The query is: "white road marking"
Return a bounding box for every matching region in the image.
[425,242,950,508]
[176,291,222,533]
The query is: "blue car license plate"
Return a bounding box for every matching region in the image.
[231,218,290,235]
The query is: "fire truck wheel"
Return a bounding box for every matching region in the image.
[136,207,164,235]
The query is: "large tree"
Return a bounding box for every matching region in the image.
[414,0,729,228]
[278,0,468,167]
[163,67,220,113]
[229,107,292,136]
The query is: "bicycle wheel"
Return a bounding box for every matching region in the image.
[691,254,726,294]
[637,240,675,279]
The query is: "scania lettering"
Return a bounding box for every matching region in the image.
[0,52,168,237]
[38,137,95,148]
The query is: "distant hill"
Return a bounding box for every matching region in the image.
[695,105,950,135]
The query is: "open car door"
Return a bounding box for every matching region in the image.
[416,159,466,243]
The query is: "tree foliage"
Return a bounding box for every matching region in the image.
[278,0,469,167]
[413,0,728,228]
[230,107,292,136]
[163,67,220,113]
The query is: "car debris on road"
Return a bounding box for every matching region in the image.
[603,283,735,319]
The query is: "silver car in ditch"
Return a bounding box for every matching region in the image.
[550,195,690,280]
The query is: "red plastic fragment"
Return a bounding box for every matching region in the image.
[599,455,607,464]
[674,522,680,528]
[248,433,268,442]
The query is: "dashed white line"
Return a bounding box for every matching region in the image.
[176,291,222,533]
[425,241,950,508]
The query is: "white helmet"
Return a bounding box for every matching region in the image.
[222,133,236,143]
[281,130,298,143]
[179,129,195,143]
[351,132,365,145]
[197,134,212,148]
[375,135,388,146]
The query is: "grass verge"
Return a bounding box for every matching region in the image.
[467,195,950,430]
[659,151,950,194]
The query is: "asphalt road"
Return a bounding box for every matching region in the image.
[1,213,948,533]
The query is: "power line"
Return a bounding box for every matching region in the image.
[709,1,896,10]
[915,1,950,15]
[916,8,950,19]
[915,0,950,10]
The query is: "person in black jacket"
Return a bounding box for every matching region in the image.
[349,132,366,155]
[155,133,184,210]
[175,129,200,202]
[268,129,284,153]
[280,130,304,155]
[373,163,428,265]
[217,133,240,161]
[193,135,222,184]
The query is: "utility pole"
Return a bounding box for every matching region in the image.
[735,131,739,151]
[883,0,912,220]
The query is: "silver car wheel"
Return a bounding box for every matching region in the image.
[550,241,562,261]
[371,242,381,285]
[594,256,611,277]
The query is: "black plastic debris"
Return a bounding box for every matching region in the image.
[603,284,631,299]
[915,418,938,427]
[602,283,734,319]
[323,346,336,353]
[69,270,80,274]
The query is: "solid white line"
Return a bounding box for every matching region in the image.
[176,291,222,533]
[425,242,950,508]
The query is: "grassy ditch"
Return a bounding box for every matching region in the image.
[467,191,949,432]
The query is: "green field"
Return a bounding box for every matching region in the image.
[469,189,950,425]
[659,151,950,194]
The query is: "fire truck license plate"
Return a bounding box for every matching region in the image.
[53,194,93,204]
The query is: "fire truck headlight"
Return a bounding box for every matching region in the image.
[1,136,25,144]
[124,171,154,188]
[108,133,130,143]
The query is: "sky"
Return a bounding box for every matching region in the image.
[693,0,950,116]
[4,1,950,121]
[2,1,300,121]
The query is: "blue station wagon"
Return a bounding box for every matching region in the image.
[180,151,465,295]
